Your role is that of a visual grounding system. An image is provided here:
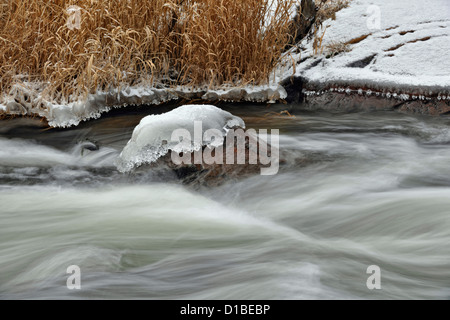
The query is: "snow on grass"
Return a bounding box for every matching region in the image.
[0,0,295,127]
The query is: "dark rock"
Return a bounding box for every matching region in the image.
[347,54,377,68]
[286,0,317,49]
[398,100,450,115]
[280,76,306,103]
[298,91,450,116]
[304,58,323,70]
[80,140,99,152]
[76,139,100,156]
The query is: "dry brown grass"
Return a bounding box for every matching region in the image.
[346,33,371,45]
[324,40,351,58]
[0,0,297,104]
[315,0,350,23]
[385,36,431,52]
[311,0,351,55]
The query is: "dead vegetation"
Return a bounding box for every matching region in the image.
[0,0,297,105]
[315,0,351,24]
[324,40,351,58]
[311,0,352,55]
[385,44,405,52]
[385,37,431,52]
[346,33,371,45]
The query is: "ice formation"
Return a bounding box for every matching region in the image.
[117,105,245,172]
[0,84,285,128]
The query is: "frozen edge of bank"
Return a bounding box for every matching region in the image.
[0,84,287,128]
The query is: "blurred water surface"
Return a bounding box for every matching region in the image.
[0,105,449,299]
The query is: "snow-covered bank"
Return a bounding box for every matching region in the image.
[281,0,450,99]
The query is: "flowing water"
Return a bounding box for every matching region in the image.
[0,105,449,300]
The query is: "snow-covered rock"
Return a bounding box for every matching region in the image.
[116,105,245,173]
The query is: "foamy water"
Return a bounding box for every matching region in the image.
[0,107,449,299]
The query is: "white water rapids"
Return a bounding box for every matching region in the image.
[0,106,449,299]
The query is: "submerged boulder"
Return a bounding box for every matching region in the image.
[164,129,278,186]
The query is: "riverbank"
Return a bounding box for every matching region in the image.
[1,0,449,126]
[0,0,297,127]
